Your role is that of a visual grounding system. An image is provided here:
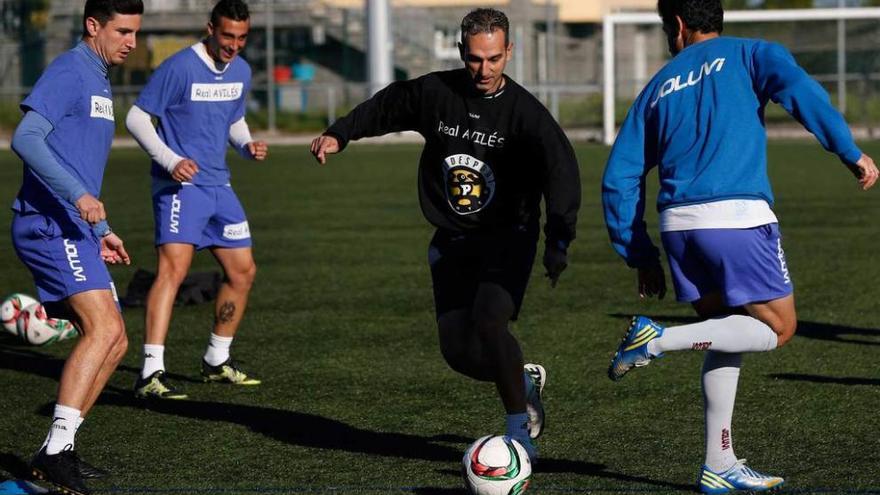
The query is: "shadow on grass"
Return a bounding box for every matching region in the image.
[609,314,880,346]
[411,488,468,495]
[794,321,880,347]
[102,392,694,490]
[768,373,880,386]
[0,343,693,492]
[0,340,206,385]
[0,343,65,379]
[0,452,32,481]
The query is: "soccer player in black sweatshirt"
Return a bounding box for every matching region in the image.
[310,8,580,462]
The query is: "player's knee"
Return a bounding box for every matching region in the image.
[85,317,124,349]
[472,301,513,339]
[110,330,129,363]
[472,285,514,329]
[438,321,464,363]
[773,318,797,347]
[439,341,468,373]
[243,262,257,285]
[437,312,476,371]
[227,262,257,290]
[104,316,126,346]
[156,264,189,287]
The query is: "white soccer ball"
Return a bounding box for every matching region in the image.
[58,323,79,342]
[462,435,532,495]
[16,303,75,346]
[1,293,38,335]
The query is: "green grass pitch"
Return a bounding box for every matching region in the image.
[0,142,877,494]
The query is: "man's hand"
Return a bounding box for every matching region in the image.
[100,233,130,265]
[171,158,199,182]
[75,193,105,224]
[637,263,666,299]
[848,153,879,191]
[310,135,340,165]
[247,140,268,161]
[543,244,568,288]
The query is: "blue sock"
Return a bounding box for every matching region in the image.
[505,412,530,442]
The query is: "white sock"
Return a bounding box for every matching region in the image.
[647,315,778,356]
[204,333,233,366]
[702,352,741,473]
[40,416,85,452]
[141,344,165,379]
[45,404,80,455]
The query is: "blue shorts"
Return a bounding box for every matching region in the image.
[661,223,793,307]
[11,211,118,304]
[153,183,252,250]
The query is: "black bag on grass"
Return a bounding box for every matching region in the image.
[121,269,222,307]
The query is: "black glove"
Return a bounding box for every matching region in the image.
[543,242,568,288]
[637,262,667,299]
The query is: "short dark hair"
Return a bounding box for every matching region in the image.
[211,0,250,27]
[460,8,509,46]
[658,0,724,35]
[83,0,143,31]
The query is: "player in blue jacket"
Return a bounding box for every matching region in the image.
[126,0,267,400]
[9,1,142,493]
[602,1,877,493]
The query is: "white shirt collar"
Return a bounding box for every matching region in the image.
[191,41,230,74]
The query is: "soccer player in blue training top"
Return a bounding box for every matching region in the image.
[9,1,142,493]
[310,8,581,462]
[126,0,268,399]
[603,0,878,493]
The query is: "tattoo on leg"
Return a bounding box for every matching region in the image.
[217,301,236,324]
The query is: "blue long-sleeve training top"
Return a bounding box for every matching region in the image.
[11,111,111,238]
[602,36,862,268]
[11,111,88,204]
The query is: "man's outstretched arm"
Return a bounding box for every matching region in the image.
[752,41,878,189]
[311,78,423,164]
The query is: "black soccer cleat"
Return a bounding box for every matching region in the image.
[30,446,91,495]
[76,455,110,479]
[134,370,188,400]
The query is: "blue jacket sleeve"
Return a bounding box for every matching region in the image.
[11,111,88,205]
[602,100,661,269]
[752,41,862,165]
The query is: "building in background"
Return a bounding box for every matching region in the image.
[29,0,657,89]
[1,0,879,134]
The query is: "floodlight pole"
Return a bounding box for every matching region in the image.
[602,14,615,146]
[266,0,276,133]
[367,0,393,96]
[838,0,847,114]
[546,0,558,120]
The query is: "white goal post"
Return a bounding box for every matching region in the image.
[602,7,880,145]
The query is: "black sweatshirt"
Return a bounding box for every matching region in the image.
[325,69,581,247]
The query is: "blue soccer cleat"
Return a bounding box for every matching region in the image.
[607,316,664,381]
[698,460,785,493]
